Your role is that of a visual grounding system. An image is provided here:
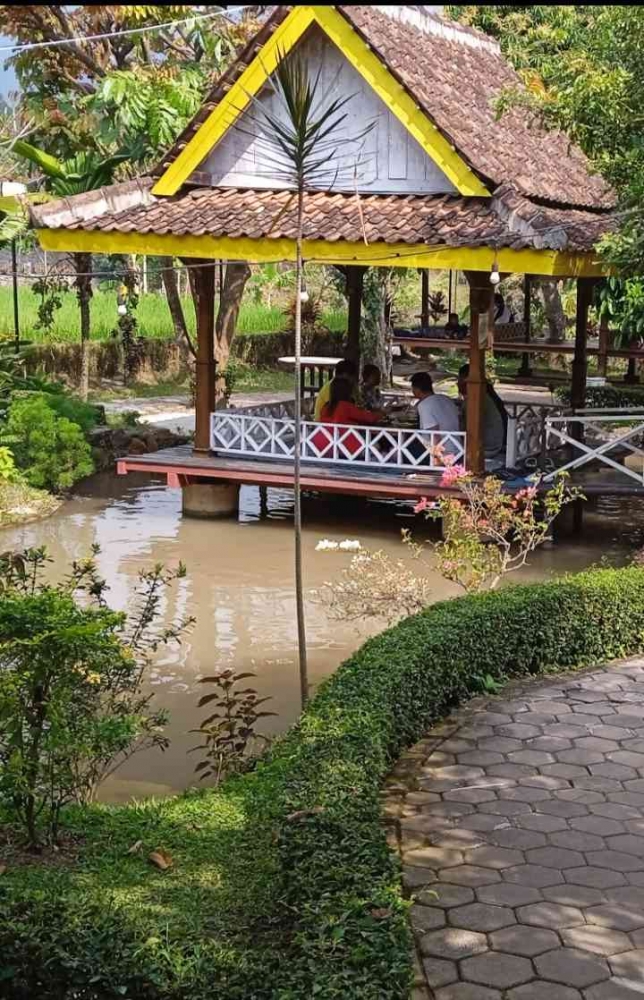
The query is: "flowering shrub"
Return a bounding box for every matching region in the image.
[318,473,580,622]
[416,465,580,592]
[0,547,193,849]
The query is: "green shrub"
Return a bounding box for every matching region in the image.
[556,383,644,409]
[5,395,94,492]
[0,446,17,482]
[44,392,103,433]
[2,569,644,998]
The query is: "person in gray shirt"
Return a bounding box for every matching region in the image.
[457,364,507,462]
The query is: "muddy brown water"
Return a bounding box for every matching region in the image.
[1,472,642,803]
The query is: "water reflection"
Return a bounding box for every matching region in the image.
[1,472,641,802]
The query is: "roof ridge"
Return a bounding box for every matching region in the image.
[370,6,501,55]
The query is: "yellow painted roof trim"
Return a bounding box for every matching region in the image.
[36,227,606,278]
[152,5,490,199]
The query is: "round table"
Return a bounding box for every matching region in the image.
[278,356,344,397]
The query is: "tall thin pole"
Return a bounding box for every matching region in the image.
[11,238,19,353]
[447,269,453,317]
[294,185,308,708]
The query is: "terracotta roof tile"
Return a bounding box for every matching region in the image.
[33,183,614,254]
[154,6,614,212]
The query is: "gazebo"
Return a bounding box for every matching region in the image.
[32,5,621,515]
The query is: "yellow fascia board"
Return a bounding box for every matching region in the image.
[152,6,316,196]
[36,227,606,278]
[312,6,489,198]
[152,4,490,199]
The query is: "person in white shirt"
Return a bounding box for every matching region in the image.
[410,371,460,459]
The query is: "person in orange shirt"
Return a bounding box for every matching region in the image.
[312,377,383,457]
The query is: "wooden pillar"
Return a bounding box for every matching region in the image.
[518,274,533,377]
[597,315,609,378]
[465,273,493,475]
[346,265,365,366]
[420,269,430,328]
[571,277,594,414]
[193,263,216,452]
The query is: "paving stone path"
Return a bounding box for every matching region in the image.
[382,657,644,1000]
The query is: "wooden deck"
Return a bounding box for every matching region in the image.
[117,446,644,499]
[117,445,452,499]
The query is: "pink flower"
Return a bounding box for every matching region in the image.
[440,464,467,487]
[414,497,429,514]
[442,453,457,467]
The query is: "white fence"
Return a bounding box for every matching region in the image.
[211,410,465,471]
[543,409,644,485]
[505,402,562,468]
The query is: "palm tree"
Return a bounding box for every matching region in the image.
[246,54,371,707]
[10,140,128,399]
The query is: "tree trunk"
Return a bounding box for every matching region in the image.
[538,279,566,343]
[74,252,92,400]
[362,269,393,383]
[215,262,252,367]
[161,257,192,352]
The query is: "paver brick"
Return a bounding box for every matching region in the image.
[450,902,515,932]
[570,815,624,836]
[610,948,644,978]
[542,883,605,907]
[564,866,627,889]
[489,827,546,850]
[561,925,631,956]
[419,927,487,960]
[476,882,542,907]
[410,904,446,931]
[421,957,458,988]
[435,984,502,1000]
[490,924,559,957]
[503,863,564,888]
[464,846,525,870]
[507,985,582,1000]
[586,850,644,872]
[461,951,532,989]
[417,883,473,908]
[439,864,501,887]
[526,846,585,869]
[516,902,585,928]
[550,830,605,852]
[586,903,644,931]
[534,947,610,987]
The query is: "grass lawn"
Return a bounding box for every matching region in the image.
[0,783,285,998]
[0,286,347,343]
[89,365,293,403]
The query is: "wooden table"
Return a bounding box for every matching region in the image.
[278,355,343,397]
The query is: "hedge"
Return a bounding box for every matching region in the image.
[3,568,644,999]
[556,383,644,409]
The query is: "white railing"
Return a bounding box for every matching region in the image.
[505,402,563,468]
[543,409,644,484]
[211,411,466,471]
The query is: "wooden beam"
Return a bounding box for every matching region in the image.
[193,263,216,452]
[465,273,493,475]
[420,270,430,328]
[346,265,365,366]
[571,277,594,412]
[518,274,533,377]
[597,314,609,378]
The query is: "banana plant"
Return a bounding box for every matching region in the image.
[9,140,130,399]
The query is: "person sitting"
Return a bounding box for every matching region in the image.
[494,293,515,325]
[410,371,460,460]
[312,377,382,457]
[313,358,357,421]
[444,312,467,339]
[457,363,507,463]
[360,364,383,412]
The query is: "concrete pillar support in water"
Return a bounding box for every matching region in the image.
[182,480,239,519]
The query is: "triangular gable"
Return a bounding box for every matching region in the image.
[152,5,489,199]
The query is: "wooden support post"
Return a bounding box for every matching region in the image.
[518,274,533,377]
[346,266,365,366]
[571,277,594,414]
[597,315,609,378]
[420,269,430,329]
[193,263,216,452]
[465,273,492,476]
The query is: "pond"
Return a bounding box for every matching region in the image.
[1,473,642,802]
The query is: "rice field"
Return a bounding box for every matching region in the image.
[0,286,347,343]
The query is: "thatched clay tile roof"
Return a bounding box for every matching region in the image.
[154,5,614,212]
[31,183,615,254]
